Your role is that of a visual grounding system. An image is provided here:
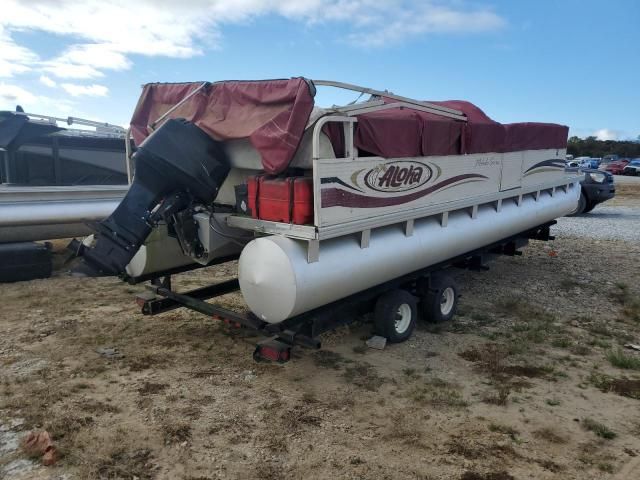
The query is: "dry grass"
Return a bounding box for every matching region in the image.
[612,283,640,322]
[558,277,581,291]
[137,382,168,395]
[588,372,640,399]
[67,426,155,479]
[615,183,640,199]
[533,427,568,444]
[460,472,515,480]
[342,362,386,391]
[459,344,508,376]
[488,423,519,440]
[312,350,349,369]
[408,378,469,408]
[581,418,616,440]
[384,413,426,447]
[447,438,519,461]
[281,405,323,430]
[162,422,192,445]
[606,349,640,370]
[482,383,511,406]
[495,297,555,324]
[459,344,552,380]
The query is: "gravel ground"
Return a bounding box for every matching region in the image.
[611,175,640,185]
[555,204,640,241]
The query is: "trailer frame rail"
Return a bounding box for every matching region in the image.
[135,221,557,360]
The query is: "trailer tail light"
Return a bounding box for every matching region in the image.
[253,338,291,363]
[135,292,156,308]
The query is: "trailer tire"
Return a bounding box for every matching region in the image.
[374,289,417,343]
[421,273,458,323]
[583,201,597,214]
[567,191,587,216]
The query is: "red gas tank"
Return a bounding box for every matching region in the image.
[247,176,313,225]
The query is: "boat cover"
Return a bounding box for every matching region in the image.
[129,78,315,174]
[129,78,568,173]
[326,99,568,158]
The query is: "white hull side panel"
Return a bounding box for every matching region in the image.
[238,182,579,323]
[315,148,568,227]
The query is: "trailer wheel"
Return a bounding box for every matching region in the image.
[567,191,587,216]
[374,289,417,343]
[421,273,458,323]
[583,201,597,214]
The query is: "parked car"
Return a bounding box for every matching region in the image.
[571,157,600,169]
[602,154,620,164]
[568,169,615,215]
[567,157,587,168]
[587,158,601,169]
[622,159,640,176]
[605,159,630,175]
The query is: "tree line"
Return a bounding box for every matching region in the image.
[567,136,640,159]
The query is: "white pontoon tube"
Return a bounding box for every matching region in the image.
[0,185,126,243]
[238,183,580,323]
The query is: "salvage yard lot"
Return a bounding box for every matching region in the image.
[2,186,640,480]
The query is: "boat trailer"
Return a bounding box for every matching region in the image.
[135,222,555,363]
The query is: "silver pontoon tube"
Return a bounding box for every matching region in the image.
[238,183,580,323]
[0,199,120,227]
[0,185,126,242]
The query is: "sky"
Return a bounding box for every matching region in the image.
[0,0,638,140]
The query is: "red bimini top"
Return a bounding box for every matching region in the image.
[129,78,315,174]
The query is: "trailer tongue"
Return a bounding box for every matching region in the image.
[80,78,581,360]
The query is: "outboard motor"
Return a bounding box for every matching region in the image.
[82,118,229,275]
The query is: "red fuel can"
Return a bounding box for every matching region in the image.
[246,176,313,225]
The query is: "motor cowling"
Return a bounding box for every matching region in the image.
[82,118,230,275]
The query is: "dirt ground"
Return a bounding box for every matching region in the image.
[1,188,640,480]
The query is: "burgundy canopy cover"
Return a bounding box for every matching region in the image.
[130,78,568,172]
[503,122,569,151]
[129,78,315,174]
[326,99,567,158]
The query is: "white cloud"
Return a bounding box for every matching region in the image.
[348,4,506,46]
[60,83,109,97]
[593,128,619,141]
[43,43,134,79]
[0,82,75,115]
[0,27,39,78]
[0,82,37,104]
[42,62,104,80]
[57,44,132,71]
[0,1,506,80]
[39,75,56,87]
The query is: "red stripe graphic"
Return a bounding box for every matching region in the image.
[321,174,488,208]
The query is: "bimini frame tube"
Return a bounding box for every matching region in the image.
[312,80,467,121]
